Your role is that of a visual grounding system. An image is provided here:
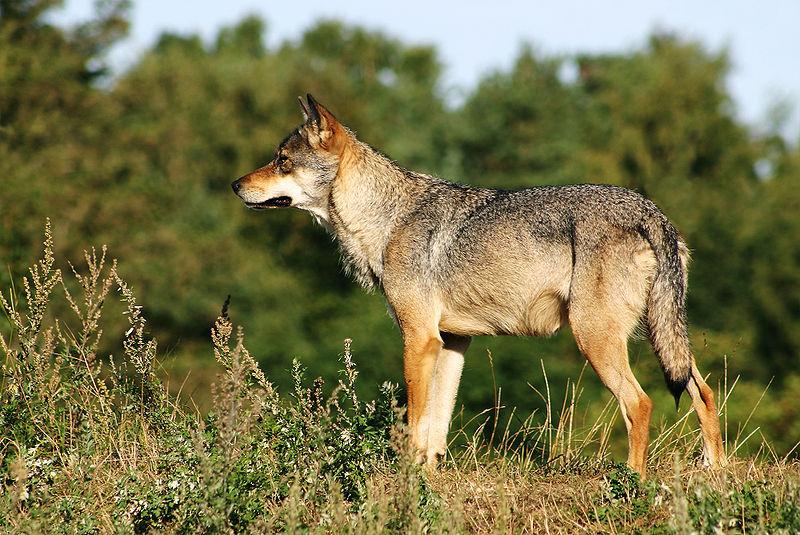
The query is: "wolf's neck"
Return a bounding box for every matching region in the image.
[327,141,426,289]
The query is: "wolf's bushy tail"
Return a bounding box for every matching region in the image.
[640,215,693,407]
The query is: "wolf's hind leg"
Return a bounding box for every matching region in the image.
[685,363,726,467]
[571,327,653,477]
[569,244,655,477]
[417,333,470,469]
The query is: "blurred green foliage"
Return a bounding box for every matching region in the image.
[1,1,798,454]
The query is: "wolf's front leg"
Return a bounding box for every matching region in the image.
[402,329,443,464]
[415,334,470,468]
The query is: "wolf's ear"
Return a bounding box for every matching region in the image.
[297,96,310,121]
[305,94,322,125]
[304,94,346,154]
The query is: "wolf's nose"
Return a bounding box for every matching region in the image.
[231,179,242,194]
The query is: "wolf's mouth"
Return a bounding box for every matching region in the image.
[245,196,293,209]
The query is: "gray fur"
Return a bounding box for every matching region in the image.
[322,143,692,398]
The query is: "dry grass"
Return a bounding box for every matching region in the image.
[422,451,800,533]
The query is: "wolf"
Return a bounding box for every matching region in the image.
[231,94,725,477]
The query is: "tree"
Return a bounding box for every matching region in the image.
[0,0,129,288]
[452,46,584,187]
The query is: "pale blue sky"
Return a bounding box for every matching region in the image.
[55,0,800,139]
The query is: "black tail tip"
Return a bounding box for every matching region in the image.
[672,391,682,411]
[666,375,688,411]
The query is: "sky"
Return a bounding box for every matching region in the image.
[54,0,800,139]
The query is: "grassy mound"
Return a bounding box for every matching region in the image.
[2,225,798,533]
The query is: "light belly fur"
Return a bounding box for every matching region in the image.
[437,246,573,337]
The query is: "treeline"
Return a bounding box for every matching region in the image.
[1,0,799,452]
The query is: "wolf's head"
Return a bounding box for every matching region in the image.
[231,94,348,224]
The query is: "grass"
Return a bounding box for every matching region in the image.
[1,223,799,533]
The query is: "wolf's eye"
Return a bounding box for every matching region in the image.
[276,155,292,173]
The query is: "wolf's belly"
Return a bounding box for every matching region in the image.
[431,236,573,336]
[438,287,569,337]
